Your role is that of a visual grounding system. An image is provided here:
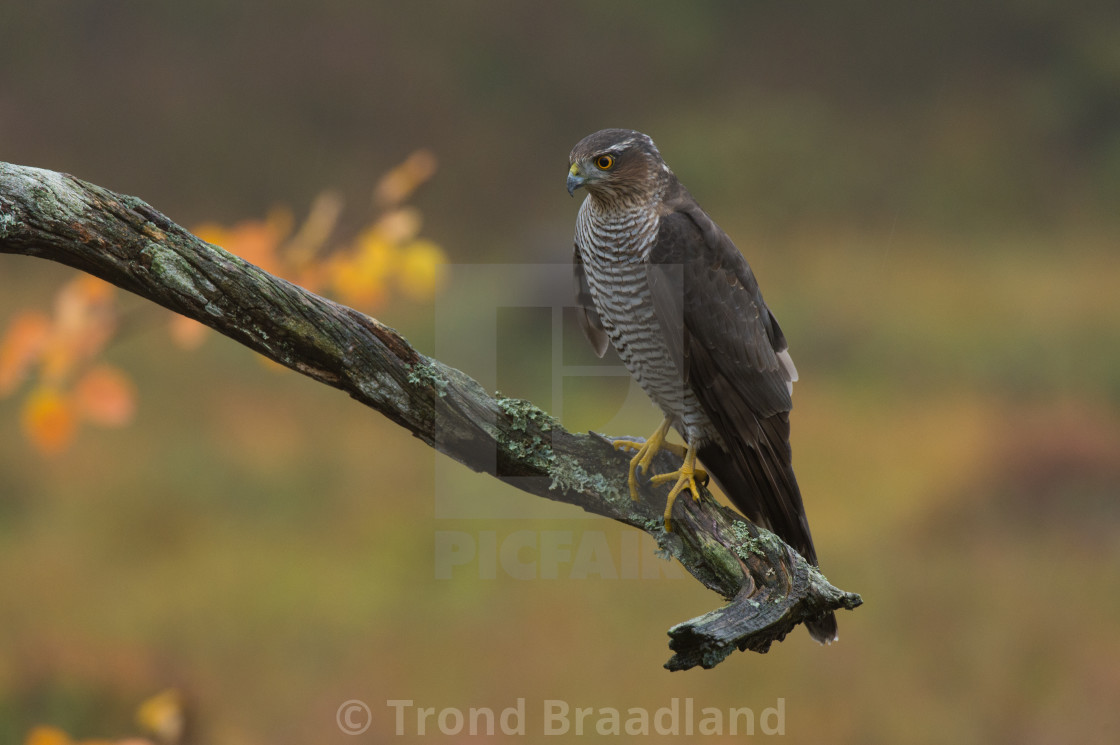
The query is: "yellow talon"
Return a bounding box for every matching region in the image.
[650,446,705,532]
[612,419,708,531]
[609,439,645,500]
[613,419,673,501]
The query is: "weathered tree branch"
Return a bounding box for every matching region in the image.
[0,162,860,669]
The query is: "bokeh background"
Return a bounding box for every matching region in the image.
[3,2,1120,743]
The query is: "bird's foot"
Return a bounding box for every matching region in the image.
[612,419,674,500]
[612,437,688,461]
[650,448,708,532]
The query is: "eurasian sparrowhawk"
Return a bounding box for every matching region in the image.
[567,128,837,643]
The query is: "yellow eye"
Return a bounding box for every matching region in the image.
[595,154,614,170]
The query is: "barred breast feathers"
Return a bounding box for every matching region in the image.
[575,194,714,445]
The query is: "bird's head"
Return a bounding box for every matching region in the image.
[567,129,669,205]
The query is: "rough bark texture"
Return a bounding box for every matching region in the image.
[0,162,861,669]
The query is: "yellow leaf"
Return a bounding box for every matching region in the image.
[329,233,398,308]
[136,688,185,744]
[21,386,77,455]
[396,240,448,300]
[73,365,137,427]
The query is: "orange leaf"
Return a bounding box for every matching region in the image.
[22,386,77,454]
[0,311,51,396]
[73,274,115,304]
[191,222,233,247]
[23,725,72,745]
[242,215,293,276]
[168,315,208,350]
[194,219,287,276]
[43,276,119,384]
[73,365,136,427]
[55,276,115,333]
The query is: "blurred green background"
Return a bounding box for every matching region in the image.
[3,1,1120,743]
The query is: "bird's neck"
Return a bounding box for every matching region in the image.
[578,196,660,261]
[586,183,663,216]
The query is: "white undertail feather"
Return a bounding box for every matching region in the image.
[777,348,798,395]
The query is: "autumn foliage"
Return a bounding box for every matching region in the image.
[0,276,135,454]
[22,687,184,745]
[1,150,446,454]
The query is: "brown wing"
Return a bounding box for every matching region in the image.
[646,191,818,567]
[573,244,610,358]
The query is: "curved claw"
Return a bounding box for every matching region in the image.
[611,439,644,454]
[650,447,705,532]
[612,419,674,501]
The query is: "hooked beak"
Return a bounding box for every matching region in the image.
[566,163,585,196]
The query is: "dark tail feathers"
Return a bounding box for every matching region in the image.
[697,442,838,644]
